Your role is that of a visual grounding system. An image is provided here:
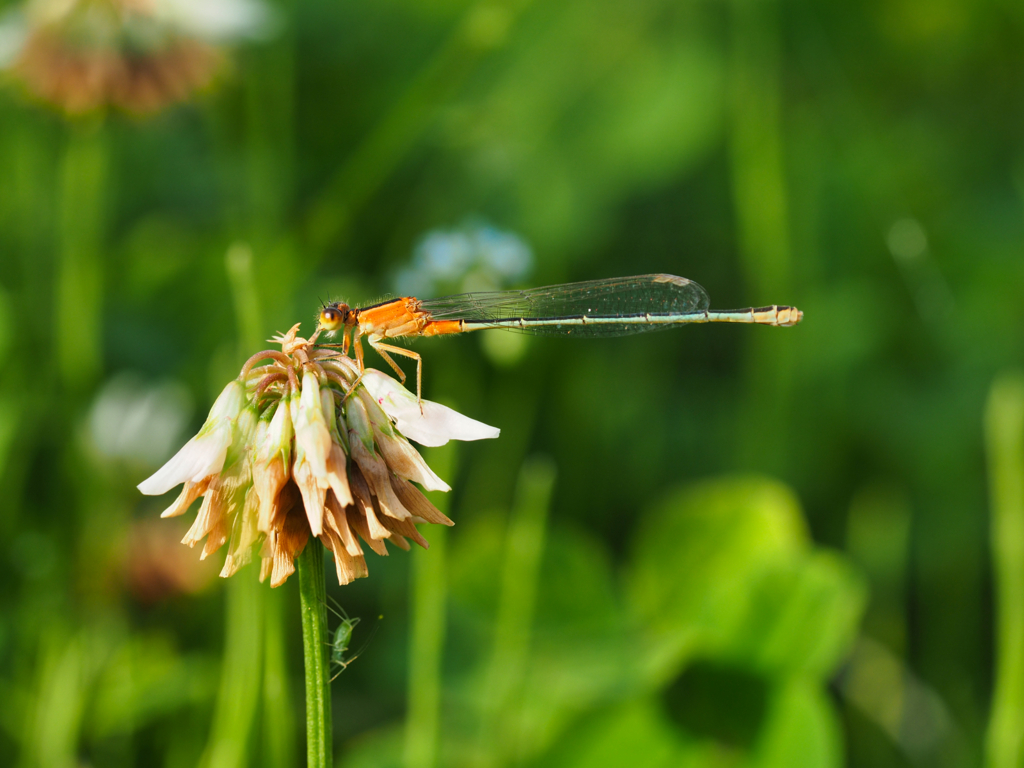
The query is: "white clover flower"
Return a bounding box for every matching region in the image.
[360,369,501,447]
[138,323,499,587]
[137,379,245,496]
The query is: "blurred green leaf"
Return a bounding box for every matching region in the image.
[90,636,216,738]
[529,698,736,768]
[448,515,634,763]
[340,724,405,768]
[720,552,867,680]
[626,477,809,683]
[749,680,843,768]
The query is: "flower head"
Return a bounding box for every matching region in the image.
[2,0,273,115]
[138,324,499,587]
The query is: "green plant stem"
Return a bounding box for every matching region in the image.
[298,539,333,768]
[985,373,1024,768]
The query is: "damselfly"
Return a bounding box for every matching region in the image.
[314,274,803,400]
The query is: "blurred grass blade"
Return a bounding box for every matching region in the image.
[262,585,296,768]
[23,630,86,768]
[226,242,264,353]
[728,0,790,298]
[727,0,795,474]
[985,373,1024,768]
[200,570,264,768]
[846,484,912,655]
[475,456,556,768]
[57,124,107,388]
[405,443,456,768]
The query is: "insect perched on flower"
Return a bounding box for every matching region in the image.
[313,273,802,403]
[137,323,499,587]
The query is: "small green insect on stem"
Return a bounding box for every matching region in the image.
[324,597,363,682]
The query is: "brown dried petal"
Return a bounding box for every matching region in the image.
[321,527,369,585]
[347,468,391,541]
[201,515,230,560]
[387,533,411,551]
[372,425,448,491]
[292,450,327,537]
[346,506,388,557]
[271,512,310,588]
[182,488,223,548]
[254,454,289,534]
[349,434,411,520]
[364,501,391,541]
[348,466,375,520]
[267,482,301,535]
[376,513,429,550]
[184,458,250,555]
[220,487,261,578]
[390,475,454,526]
[161,477,210,518]
[326,492,363,558]
[325,443,353,507]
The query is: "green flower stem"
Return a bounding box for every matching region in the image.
[298,538,333,768]
[985,373,1024,768]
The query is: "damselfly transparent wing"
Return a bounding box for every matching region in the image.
[418,274,711,338]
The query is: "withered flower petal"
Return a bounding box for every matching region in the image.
[160,477,209,518]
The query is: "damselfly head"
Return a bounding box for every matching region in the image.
[318,302,351,334]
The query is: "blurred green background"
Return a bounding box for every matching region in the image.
[2,0,1024,766]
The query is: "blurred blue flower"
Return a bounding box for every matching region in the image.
[473,225,532,280]
[415,231,474,281]
[397,220,533,297]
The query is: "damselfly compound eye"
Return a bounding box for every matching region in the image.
[318,305,345,332]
